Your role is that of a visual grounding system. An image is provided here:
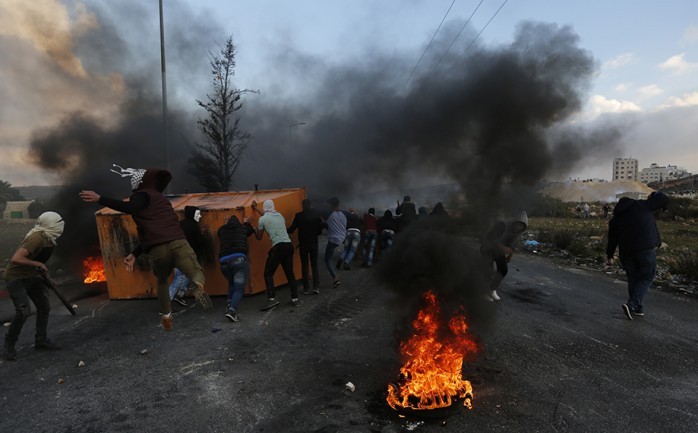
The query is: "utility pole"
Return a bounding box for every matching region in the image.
[159,0,169,175]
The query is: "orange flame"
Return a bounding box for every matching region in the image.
[83,256,107,283]
[386,291,478,411]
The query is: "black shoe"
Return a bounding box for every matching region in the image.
[336,259,343,270]
[302,288,310,295]
[343,263,351,270]
[313,287,320,295]
[173,295,188,307]
[4,342,16,361]
[288,299,301,307]
[633,306,644,317]
[621,304,633,320]
[35,340,62,351]
[260,299,280,311]
[332,279,341,288]
[225,309,239,322]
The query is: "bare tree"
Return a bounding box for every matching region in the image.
[188,36,256,191]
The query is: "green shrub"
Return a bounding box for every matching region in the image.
[666,250,698,283]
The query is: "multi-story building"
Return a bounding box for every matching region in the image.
[639,163,690,184]
[612,158,638,181]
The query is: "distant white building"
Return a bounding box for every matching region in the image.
[613,158,638,181]
[638,163,690,184]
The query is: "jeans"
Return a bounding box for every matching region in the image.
[325,242,340,280]
[620,248,657,310]
[341,229,361,265]
[380,231,394,253]
[362,230,377,266]
[220,256,249,311]
[168,268,190,300]
[299,243,320,290]
[5,278,51,345]
[149,239,205,315]
[264,242,298,299]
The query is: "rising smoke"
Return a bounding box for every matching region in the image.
[17,2,621,288]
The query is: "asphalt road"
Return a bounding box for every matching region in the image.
[1,251,696,433]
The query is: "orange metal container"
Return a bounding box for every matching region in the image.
[94,188,306,299]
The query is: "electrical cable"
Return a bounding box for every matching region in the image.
[401,0,457,93]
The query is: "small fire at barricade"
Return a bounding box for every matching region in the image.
[386,290,478,415]
[82,256,107,284]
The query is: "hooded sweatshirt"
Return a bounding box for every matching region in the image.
[218,216,255,257]
[606,192,668,258]
[99,168,184,251]
[481,211,529,254]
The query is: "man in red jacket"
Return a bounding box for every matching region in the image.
[80,166,212,331]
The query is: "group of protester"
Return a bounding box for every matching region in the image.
[2,164,669,361]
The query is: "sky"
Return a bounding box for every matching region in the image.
[1,0,696,190]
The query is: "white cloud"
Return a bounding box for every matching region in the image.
[603,53,634,70]
[637,84,663,100]
[658,53,698,74]
[657,91,698,109]
[614,83,630,92]
[585,95,641,119]
[681,24,698,45]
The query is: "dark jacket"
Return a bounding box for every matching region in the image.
[396,201,417,227]
[217,216,255,257]
[287,209,324,246]
[606,192,668,258]
[99,168,184,251]
[377,211,398,233]
[481,211,529,255]
[181,206,209,262]
[345,211,362,231]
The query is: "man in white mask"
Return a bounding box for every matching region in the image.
[168,206,210,306]
[4,212,65,361]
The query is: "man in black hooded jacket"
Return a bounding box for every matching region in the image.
[606,191,669,320]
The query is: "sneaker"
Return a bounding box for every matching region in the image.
[632,306,644,317]
[34,340,62,351]
[621,304,633,320]
[173,295,188,307]
[260,299,280,311]
[302,288,311,295]
[489,290,501,302]
[4,342,17,361]
[225,309,239,322]
[332,279,341,288]
[192,282,212,311]
[289,298,301,307]
[343,263,351,270]
[160,313,173,331]
[313,287,320,295]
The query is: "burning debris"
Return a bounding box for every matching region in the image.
[386,291,478,414]
[82,256,106,284]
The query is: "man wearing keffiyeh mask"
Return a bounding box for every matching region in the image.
[4,212,65,361]
[79,166,212,331]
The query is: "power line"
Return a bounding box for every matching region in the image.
[433,0,485,72]
[400,0,457,93]
[447,0,509,74]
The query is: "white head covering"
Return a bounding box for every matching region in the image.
[25,211,64,245]
[111,164,146,190]
[263,199,280,215]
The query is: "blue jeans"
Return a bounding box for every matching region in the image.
[168,268,190,300]
[325,242,340,280]
[620,248,657,310]
[341,230,361,265]
[220,256,249,311]
[362,230,377,265]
